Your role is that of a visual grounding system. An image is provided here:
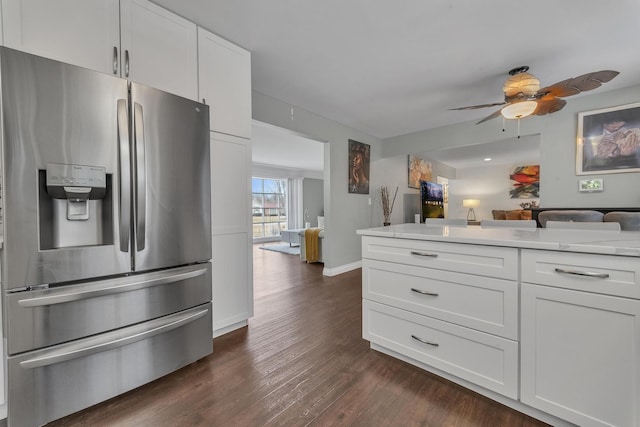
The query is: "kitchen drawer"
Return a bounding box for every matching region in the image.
[363,259,518,339]
[363,299,518,399]
[362,236,517,280]
[522,249,640,299]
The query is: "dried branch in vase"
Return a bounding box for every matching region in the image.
[380,185,398,225]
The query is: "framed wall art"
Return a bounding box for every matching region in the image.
[510,164,540,199]
[408,155,433,189]
[576,102,640,175]
[348,139,370,194]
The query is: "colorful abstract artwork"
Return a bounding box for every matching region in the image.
[510,165,539,199]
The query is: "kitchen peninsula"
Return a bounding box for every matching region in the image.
[357,223,640,427]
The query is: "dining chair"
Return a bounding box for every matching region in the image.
[603,212,640,231]
[537,210,604,227]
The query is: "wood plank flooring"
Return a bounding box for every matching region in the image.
[48,243,549,426]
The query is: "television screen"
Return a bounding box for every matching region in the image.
[420,181,444,220]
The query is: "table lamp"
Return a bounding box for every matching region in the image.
[463,199,479,221]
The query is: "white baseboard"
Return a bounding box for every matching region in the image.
[323,260,361,276]
[213,320,248,338]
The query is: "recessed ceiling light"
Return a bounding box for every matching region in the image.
[484,157,492,162]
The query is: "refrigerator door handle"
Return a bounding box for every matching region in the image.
[134,102,147,251]
[19,307,209,369]
[117,99,131,252]
[17,265,207,308]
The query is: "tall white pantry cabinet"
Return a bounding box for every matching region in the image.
[0,0,253,393]
[198,26,254,336]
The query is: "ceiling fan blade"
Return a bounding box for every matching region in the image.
[534,98,567,116]
[476,108,504,124]
[450,102,505,111]
[538,70,619,98]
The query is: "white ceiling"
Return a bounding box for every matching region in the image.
[154,0,640,141]
[420,134,540,169]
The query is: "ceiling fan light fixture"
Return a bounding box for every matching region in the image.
[503,71,540,97]
[501,101,537,119]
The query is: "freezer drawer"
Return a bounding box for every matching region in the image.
[8,302,212,427]
[6,263,212,355]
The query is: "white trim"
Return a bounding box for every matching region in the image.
[213,320,248,338]
[322,260,362,277]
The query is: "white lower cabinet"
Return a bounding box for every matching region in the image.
[364,299,519,398]
[362,237,640,427]
[521,283,640,427]
[361,236,520,400]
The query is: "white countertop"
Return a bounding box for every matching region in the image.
[357,223,640,257]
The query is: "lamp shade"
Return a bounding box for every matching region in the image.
[501,101,537,120]
[462,199,479,208]
[503,72,540,97]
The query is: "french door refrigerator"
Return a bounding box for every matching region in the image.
[0,47,212,426]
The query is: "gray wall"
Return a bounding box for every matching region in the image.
[384,85,640,209]
[303,178,324,227]
[253,85,640,271]
[253,91,383,272]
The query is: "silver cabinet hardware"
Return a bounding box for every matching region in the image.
[554,268,610,279]
[411,288,439,296]
[113,46,118,74]
[410,251,438,257]
[411,334,439,347]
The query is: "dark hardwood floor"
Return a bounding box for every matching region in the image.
[48,243,549,426]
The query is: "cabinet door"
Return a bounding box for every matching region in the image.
[521,283,640,427]
[210,133,253,334]
[120,0,198,100]
[198,27,251,138]
[1,0,120,74]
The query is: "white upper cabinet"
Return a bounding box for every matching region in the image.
[120,0,198,100]
[1,0,198,100]
[1,0,120,74]
[198,27,251,138]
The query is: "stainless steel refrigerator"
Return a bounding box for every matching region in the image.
[0,47,212,426]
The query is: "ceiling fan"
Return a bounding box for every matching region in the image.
[451,66,619,124]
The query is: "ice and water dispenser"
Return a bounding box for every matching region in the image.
[39,163,114,249]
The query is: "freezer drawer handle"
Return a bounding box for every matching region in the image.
[554,268,610,279]
[410,251,438,258]
[18,266,207,308]
[19,307,209,369]
[411,335,439,347]
[411,288,439,297]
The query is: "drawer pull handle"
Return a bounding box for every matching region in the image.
[554,268,610,279]
[411,335,439,347]
[410,251,438,258]
[411,288,439,297]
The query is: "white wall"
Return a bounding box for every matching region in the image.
[252,90,383,273]
[370,154,456,225]
[448,163,540,221]
[252,85,640,271]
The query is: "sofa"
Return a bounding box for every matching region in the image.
[491,209,533,221]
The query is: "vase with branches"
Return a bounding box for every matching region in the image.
[379,185,398,226]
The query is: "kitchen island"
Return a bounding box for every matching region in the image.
[357,223,640,427]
